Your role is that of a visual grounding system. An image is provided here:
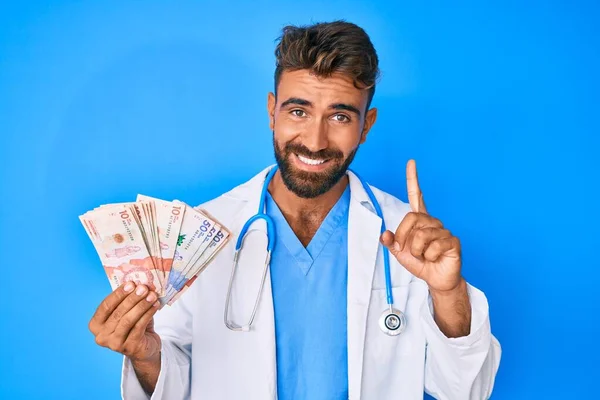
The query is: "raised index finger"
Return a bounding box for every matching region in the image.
[406,159,427,214]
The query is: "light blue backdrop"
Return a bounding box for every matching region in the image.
[1,1,598,399]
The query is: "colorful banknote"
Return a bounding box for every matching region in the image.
[80,203,163,294]
[80,196,230,306]
[136,195,186,286]
[167,217,230,305]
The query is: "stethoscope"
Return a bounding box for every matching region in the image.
[224,166,406,336]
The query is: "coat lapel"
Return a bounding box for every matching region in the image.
[346,171,383,400]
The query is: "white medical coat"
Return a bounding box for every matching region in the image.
[121,166,502,399]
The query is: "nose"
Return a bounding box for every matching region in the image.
[301,118,329,152]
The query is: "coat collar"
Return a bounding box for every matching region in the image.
[227,165,383,399]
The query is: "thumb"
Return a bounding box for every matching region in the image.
[380,230,401,255]
[381,230,418,275]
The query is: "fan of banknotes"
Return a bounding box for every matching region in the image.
[79,195,230,307]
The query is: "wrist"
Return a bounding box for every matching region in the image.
[130,351,162,396]
[130,351,161,367]
[429,277,467,301]
[429,278,471,338]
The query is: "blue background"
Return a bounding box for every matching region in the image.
[1,1,598,399]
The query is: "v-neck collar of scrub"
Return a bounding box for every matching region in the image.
[265,185,351,276]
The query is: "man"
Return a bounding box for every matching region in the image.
[88,21,501,399]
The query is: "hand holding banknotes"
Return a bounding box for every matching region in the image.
[88,282,162,394]
[88,282,161,362]
[82,194,231,392]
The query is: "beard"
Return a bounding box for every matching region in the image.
[272,134,359,199]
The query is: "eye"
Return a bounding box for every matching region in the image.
[291,109,306,118]
[332,114,351,123]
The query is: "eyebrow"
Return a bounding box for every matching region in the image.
[330,103,362,118]
[280,97,362,118]
[280,97,312,108]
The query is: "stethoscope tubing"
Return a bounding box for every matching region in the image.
[225,165,404,335]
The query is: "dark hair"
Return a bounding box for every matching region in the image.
[274,20,380,110]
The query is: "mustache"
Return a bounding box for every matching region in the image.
[284,142,344,160]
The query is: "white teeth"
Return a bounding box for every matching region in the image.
[297,154,326,165]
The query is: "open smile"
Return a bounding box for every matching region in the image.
[293,153,332,171]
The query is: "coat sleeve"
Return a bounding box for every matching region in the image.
[421,282,502,400]
[120,293,194,400]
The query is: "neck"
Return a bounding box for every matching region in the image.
[267,170,349,247]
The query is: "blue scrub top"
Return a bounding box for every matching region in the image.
[266,186,350,400]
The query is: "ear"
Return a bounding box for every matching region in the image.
[267,92,276,130]
[359,107,378,144]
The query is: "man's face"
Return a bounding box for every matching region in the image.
[268,69,377,198]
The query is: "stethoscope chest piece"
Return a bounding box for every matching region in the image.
[379,308,407,336]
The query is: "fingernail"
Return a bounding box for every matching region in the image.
[153,301,160,308]
[135,285,147,296]
[146,292,157,303]
[124,282,134,292]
